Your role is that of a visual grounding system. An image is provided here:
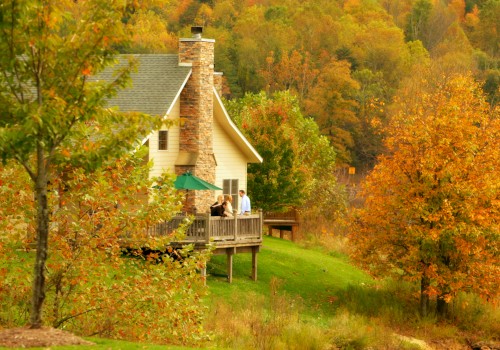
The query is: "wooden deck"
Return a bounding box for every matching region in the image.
[263,209,300,241]
[148,210,263,283]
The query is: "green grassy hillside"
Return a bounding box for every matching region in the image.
[206,236,372,312]
[2,236,498,349]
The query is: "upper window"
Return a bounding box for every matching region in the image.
[158,130,168,150]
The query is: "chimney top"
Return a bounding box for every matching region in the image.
[191,26,203,39]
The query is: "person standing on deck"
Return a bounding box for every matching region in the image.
[210,195,224,216]
[239,190,251,215]
[224,194,234,216]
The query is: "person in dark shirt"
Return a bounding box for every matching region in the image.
[210,195,224,216]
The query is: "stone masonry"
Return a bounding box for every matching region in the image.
[177,29,217,213]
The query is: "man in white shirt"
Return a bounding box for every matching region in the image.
[239,190,251,215]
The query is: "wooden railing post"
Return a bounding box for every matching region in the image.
[233,210,238,241]
[206,212,211,243]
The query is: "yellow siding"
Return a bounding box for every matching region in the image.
[213,119,248,196]
[147,96,250,206]
[149,99,181,178]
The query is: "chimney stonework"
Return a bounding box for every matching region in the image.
[177,29,217,213]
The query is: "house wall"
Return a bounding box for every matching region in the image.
[149,92,250,213]
[213,117,248,212]
[148,99,181,179]
[146,30,257,214]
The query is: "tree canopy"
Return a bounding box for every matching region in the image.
[228,91,346,218]
[0,0,162,328]
[113,0,499,169]
[0,150,210,344]
[349,74,500,317]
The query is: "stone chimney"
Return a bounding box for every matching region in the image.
[177,26,217,213]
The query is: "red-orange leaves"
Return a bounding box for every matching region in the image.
[81,67,92,76]
[349,74,500,316]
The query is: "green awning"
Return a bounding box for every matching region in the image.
[174,172,222,191]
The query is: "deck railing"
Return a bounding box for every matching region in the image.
[148,209,263,244]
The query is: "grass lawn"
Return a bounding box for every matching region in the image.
[206,236,372,315]
[2,236,373,349]
[0,338,194,350]
[2,236,497,349]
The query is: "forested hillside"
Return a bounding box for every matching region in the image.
[120,0,499,169]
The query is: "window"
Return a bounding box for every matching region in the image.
[158,130,168,150]
[223,179,239,210]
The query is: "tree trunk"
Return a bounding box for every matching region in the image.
[419,275,430,317]
[436,295,449,319]
[30,147,49,328]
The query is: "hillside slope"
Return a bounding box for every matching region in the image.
[206,236,372,310]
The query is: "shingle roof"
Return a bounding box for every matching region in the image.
[95,54,191,116]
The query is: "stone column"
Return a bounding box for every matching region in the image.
[177,27,217,213]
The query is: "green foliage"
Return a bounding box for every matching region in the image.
[228,92,307,210]
[206,235,500,349]
[0,152,211,346]
[469,0,500,57]
[350,69,388,167]
[405,0,433,43]
[227,91,345,217]
[0,0,167,327]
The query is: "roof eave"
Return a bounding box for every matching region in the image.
[165,69,192,117]
[213,87,263,164]
[139,69,192,146]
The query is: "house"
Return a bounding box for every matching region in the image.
[100,27,262,214]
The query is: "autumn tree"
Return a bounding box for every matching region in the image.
[349,74,500,317]
[469,0,499,58]
[125,10,178,53]
[228,91,345,218]
[260,50,319,101]
[404,0,433,43]
[0,0,163,328]
[0,151,210,344]
[303,57,360,166]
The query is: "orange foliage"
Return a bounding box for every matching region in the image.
[448,0,465,22]
[260,50,319,100]
[349,74,500,311]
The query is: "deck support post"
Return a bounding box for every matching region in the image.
[226,247,235,283]
[201,265,207,286]
[251,246,258,281]
[258,209,263,241]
